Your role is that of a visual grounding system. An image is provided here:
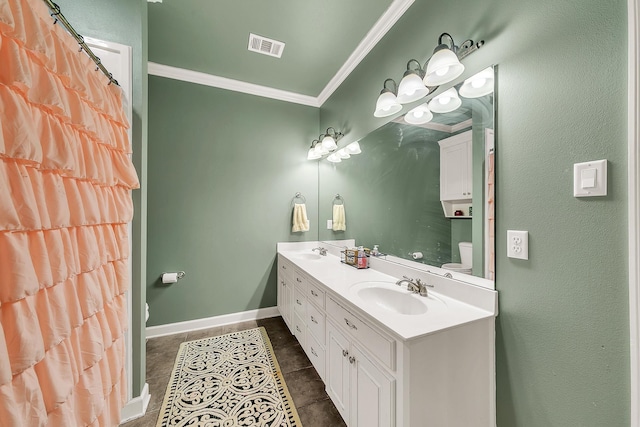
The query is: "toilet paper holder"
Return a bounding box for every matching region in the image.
[161,271,186,281]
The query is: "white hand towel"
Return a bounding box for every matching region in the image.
[332,204,346,231]
[292,203,310,232]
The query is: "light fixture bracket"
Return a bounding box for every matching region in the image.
[432,32,484,62]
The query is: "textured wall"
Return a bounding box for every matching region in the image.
[54,0,148,397]
[319,0,629,425]
[146,76,319,325]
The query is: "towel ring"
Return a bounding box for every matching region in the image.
[292,192,306,206]
[333,194,345,206]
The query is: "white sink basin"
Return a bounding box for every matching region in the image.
[350,281,430,316]
[294,252,323,261]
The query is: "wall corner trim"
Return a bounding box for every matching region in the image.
[145,307,281,339]
[629,0,640,426]
[120,382,150,424]
[148,62,320,107]
[316,0,415,106]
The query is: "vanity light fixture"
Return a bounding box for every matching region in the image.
[321,127,343,152]
[424,33,484,87]
[404,103,434,125]
[397,59,430,104]
[459,66,494,98]
[307,140,322,160]
[327,153,342,163]
[428,87,462,113]
[374,78,403,117]
[337,149,351,159]
[346,141,362,154]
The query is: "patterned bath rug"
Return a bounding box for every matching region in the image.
[156,327,302,427]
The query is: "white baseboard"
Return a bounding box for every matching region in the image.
[146,306,280,339]
[120,382,150,424]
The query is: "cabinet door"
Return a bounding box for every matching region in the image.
[439,131,473,201]
[279,275,294,333]
[326,322,351,423]
[350,345,394,427]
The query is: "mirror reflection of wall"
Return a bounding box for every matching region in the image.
[318,67,495,281]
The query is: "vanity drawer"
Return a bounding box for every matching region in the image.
[278,255,293,279]
[306,303,325,345]
[306,330,325,381]
[293,270,308,292]
[326,297,395,370]
[307,281,325,309]
[294,312,306,348]
[294,287,306,317]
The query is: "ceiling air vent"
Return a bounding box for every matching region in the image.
[248,33,285,58]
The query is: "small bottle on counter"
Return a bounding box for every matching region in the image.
[357,248,369,269]
[372,245,380,256]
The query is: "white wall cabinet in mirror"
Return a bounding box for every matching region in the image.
[318,66,496,284]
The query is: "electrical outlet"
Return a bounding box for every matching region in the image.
[507,230,529,260]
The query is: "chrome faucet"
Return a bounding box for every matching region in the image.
[312,247,327,256]
[395,276,432,297]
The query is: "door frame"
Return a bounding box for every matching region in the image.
[629,0,640,424]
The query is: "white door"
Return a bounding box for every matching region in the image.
[84,36,134,407]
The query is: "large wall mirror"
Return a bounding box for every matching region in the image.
[318,67,495,287]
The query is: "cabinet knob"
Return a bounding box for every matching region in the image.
[349,356,356,365]
[311,347,318,357]
[342,349,349,357]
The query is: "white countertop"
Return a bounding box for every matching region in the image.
[277,242,497,342]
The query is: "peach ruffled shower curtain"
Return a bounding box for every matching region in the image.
[0,0,139,425]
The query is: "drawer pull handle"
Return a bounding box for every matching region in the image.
[311,316,318,324]
[282,265,287,269]
[344,318,358,330]
[311,347,318,357]
[342,349,349,357]
[349,356,356,365]
[296,326,301,333]
[311,290,318,297]
[296,299,302,305]
[296,278,302,283]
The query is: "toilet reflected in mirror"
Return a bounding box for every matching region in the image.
[442,242,473,274]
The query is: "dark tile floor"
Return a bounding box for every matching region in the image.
[120,316,346,427]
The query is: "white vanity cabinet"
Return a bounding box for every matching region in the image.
[327,319,394,427]
[277,255,294,331]
[439,131,473,217]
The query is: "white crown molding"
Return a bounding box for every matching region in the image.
[148,0,414,108]
[316,0,415,106]
[145,307,280,339]
[148,62,320,107]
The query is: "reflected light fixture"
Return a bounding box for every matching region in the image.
[327,153,342,163]
[397,59,430,104]
[346,141,361,154]
[428,87,462,113]
[321,127,343,151]
[337,149,351,159]
[374,78,403,117]
[424,33,484,87]
[405,103,434,125]
[459,67,494,98]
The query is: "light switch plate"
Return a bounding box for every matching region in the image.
[574,159,607,197]
[507,230,529,260]
[326,220,333,229]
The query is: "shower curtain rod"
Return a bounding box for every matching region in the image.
[40,0,120,86]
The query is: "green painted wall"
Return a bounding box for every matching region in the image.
[320,0,629,425]
[146,77,319,326]
[54,0,148,397]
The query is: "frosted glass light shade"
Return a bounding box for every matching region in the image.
[337,149,350,159]
[374,91,402,117]
[321,134,337,151]
[397,72,430,104]
[428,87,461,113]
[315,143,329,156]
[307,146,321,160]
[404,104,434,125]
[424,48,465,86]
[327,153,342,163]
[459,67,494,98]
[346,141,361,154]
